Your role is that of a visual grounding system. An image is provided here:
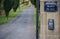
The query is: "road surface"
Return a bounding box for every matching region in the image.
[0,7,36,39]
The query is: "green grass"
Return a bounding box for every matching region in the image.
[0,4,28,24]
[33,5,40,39]
[34,7,36,24]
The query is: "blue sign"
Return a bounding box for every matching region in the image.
[44,1,57,12]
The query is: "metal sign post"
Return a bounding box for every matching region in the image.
[36,0,40,39]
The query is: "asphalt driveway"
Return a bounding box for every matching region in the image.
[0,7,36,39]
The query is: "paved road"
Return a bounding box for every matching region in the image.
[0,7,36,39]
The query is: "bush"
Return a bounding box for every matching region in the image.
[30,0,36,7]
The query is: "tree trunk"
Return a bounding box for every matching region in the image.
[0,10,2,15]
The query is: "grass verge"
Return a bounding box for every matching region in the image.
[33,6,36,24]
[33,5,40,39]
[0,4,28,24]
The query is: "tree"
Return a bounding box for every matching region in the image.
[3,0,20,18]
[3,0,13,18]
[0,0,2,3]
[13,0,20,12]
[30,0,36,7]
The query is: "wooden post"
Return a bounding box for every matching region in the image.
[40,0,60,39]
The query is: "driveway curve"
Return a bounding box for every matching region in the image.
[0,7,36,39]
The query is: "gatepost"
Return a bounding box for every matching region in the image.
[40,0,60,39]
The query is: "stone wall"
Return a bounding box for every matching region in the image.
[40,0,60,39]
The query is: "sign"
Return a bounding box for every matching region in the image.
[44,1,57,12]
[48,19,54,30]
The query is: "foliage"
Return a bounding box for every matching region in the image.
[13,0,20,12]
[30,0,40,8]
[30,0,36,7]
[3,0,13,17]
[0,4,27,24]
[3,0,20,17]
[0,0,2,3]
